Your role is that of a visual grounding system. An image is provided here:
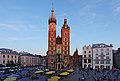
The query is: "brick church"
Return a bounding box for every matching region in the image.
[47,7,70,70]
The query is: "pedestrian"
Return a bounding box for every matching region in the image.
[79,77,80,81]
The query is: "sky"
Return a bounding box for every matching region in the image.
[0,0,120,55]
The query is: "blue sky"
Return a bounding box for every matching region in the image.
[0,0,120,55]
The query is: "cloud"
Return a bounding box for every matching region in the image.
[8,36,37,41]
[114,6,120,13]
[0,23,20,31]
[0,21,44,32]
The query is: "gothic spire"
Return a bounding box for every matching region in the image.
[48,4,56,24]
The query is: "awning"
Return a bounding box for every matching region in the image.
[45,71,55,75]
[67,69,74,73]
[35,70,44,74]
[60,72,69,76]
[48,76,60,81]
[4,77,17,81]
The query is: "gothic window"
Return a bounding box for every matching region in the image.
[65,33,66,36]
[51,38,53,41]
[65,51,67,54]
[58,46,60,49]
[65,47,67,50]
[88,59,91,63]
[84,51,86,53]
[64,38,67,41]
[84,55,86,57]
[3,55,5,58]
[84,59,87,63]
[7,55,9,58]
[3,60,5,63]
[89,51,91,53]
[58,50,60,53]
[51,47,53,50]
[89,55,91,57]
[65,42,67,45]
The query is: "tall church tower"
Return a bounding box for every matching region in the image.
[47,7,56,69]
[61,18,70,68]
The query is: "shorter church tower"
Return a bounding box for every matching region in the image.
[61,18,70,68]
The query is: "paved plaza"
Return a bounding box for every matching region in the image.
[1,68,120,81]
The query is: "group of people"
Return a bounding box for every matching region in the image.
[77,69,120,81]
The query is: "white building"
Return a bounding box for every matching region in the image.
[82,45,92,69]
[92,43,113,70]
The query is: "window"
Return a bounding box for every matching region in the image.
[100,61,104,64]
[65,42,67,45]
[3,55,5,58]
[106,56,109,59]
[96,57,98,59]
[65,51,67,54]
[96,53,98,55]
[100,57,104,59]
[7,55,9,58]
[51,47,53,50]
[15,60,16,63]
[51,38,53,41]
[84,59,87,63]
[84,51,86,53]
[3,60,5,63]
[106,61,110,64]
[84,55,86,57]
[88,59,91,63]
[95,66,99,69]
[89,51,91,53]
[106,66,110,69]
[106,48,109,51]
[51,59,54,62]
[11,55,13,58]
[101,53,104,55]
[89,55,91,57]
[58,46,60,49]
[58,50,60,53]
[106,52,109,55]
[95,61,99,64]
[65,33,66,35]
[65,47,67,50]
[64,38,67,41]
[96,49,98,51]
[101,49,104,51]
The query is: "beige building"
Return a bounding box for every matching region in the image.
[19,52,42,67]
[82,45,93,69]
[0,48,19,66]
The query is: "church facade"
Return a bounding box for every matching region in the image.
[47,7,70,70]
